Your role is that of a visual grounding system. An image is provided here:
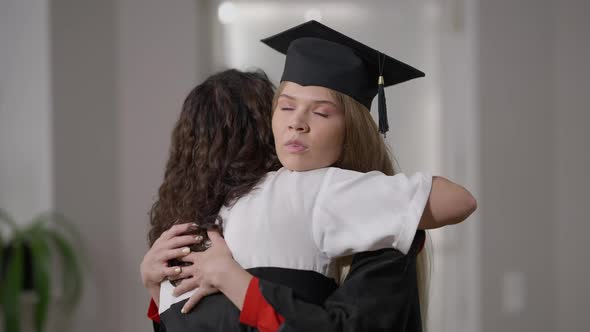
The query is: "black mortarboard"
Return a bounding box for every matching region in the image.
[261,20,425,135]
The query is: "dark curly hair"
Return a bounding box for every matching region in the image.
[148,69,280,250]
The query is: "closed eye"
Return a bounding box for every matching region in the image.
[281,107,294,111]
[313,112,328,118]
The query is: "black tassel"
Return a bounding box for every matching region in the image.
[377,75,389,136]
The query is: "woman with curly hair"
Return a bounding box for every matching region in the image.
[146,68,281,252]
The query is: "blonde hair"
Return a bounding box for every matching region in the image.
[274,82,431,327]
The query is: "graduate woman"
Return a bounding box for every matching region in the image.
[142,21,477,331]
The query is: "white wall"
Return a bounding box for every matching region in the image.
[553,1,590,331]
[51,0,121,330]
[433,0,481,330]
[0,0,53,224]
[477,0,590,331]
[478,0,555,330]
[51,0,204,331]
[116,0,203,330]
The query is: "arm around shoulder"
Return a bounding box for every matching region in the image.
[418,176,477,230]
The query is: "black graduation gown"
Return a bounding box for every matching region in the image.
[153,231,424,332]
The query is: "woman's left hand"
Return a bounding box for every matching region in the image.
[170,230,253,313]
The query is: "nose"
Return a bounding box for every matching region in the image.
[288,119,310,133]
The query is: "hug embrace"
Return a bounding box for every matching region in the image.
[140,20,477,332]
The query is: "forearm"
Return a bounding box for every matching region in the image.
[215,262,254,310]
[419,176,477,229]
[148,285,160,307]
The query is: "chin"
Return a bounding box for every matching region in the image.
[280,158,330,172]
[283,163,312,172]
[279,153,336,172]
[279,157,309,172]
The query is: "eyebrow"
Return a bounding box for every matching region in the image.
[279,94,338,107]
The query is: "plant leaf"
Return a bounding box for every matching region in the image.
[31,212,88,268]
[0,208,19,240]
[1,237,24,332]
[31,212,81,242]
[27,229,52,332]
[45,229,82,311]
[1,209,19,278]
[0,208,18,228]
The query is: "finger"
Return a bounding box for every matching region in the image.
[181,287,219,314]
[159,247,192,262]
[173,277,200,297]
[179,251,201,264]
[147,266,179,286]
[153,222,185,246]
[161,223,198,241]
[181,290,204,314]
[162,266,184,279]
[168,264,198,281]
[163,234,204,250]
[167,274,184,281]
[142,269,164,287]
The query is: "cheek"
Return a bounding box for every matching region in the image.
[333,120,346,146]
[317,119,345,159]
[331,126,346,159]
[271,112,280,137]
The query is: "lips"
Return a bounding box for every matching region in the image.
[284,139,308,153]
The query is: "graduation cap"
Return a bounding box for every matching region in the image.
[261,20,425,135]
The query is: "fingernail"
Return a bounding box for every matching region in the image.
[181,307,186,314]
[182,247,190,254]
[174,267,181,274]
[195,235,203,242]
[203,240,212,248]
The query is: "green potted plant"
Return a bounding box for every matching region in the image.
[0,208,84,332]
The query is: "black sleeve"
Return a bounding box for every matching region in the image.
[152,321,166,332]
[258,231,425,332]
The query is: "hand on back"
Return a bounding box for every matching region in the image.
[140,223,203,292]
